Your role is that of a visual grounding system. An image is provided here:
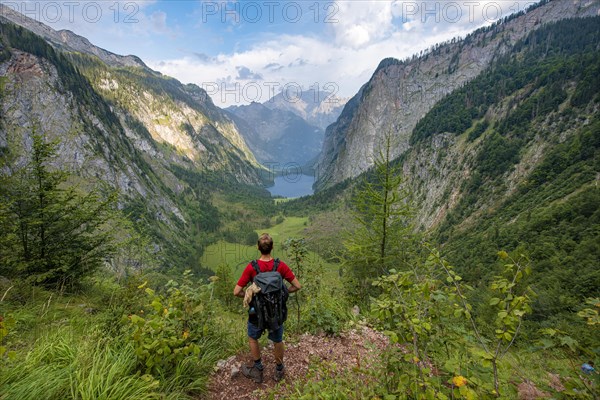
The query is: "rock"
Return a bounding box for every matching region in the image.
[216,355,237,371]
[230,364,240,379]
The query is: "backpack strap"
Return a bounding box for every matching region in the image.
[251,260,260,280]
[251,259,280,278]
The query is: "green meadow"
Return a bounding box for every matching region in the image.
[201,216,341,286]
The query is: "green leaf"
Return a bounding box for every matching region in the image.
[489,297,501,306]
[538,338,554,349]
[539,328,556,337]
[559,335,578,351]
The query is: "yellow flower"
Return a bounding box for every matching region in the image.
[182,330,190,339]
[452,376,468,387]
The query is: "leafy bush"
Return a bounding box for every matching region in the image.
[126,271,213,377]
[370,249,533,398]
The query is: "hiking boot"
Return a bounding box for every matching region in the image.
[241,364,263,384]
[274,365,285,382]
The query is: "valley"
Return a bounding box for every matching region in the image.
[1,0,599,399]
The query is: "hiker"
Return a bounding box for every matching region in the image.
[233,233,302,383]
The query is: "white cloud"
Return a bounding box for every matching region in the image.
[12,1,535,108]
[331,1,395,48]
[148,0,513,107]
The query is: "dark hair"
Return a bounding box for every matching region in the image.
[257,233,273,255]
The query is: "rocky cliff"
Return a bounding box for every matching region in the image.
[315,0,600,191]
[0,8,266,265]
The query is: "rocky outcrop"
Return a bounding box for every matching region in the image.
[315,0,600,190]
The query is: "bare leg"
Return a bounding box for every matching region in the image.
[249,337,261,360]
[274,341,284,365]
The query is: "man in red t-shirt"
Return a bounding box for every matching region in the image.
[233,233,301,383]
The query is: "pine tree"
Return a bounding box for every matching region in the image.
[0,133,117,288]
[342,131,414,303]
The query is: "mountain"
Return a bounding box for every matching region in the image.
[226,102,323,168]
[292,15,600,324]
[0,5,267,267]
[0,4,146,68]
[314,0,600,191]
[263,89,348,131]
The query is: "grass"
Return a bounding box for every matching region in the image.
[0,327,160,400]
[0,273,246,400]
[200,216,342,287]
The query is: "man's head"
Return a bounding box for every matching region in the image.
[257,233,273,255]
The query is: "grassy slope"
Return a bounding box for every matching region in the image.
[201,216,342,286]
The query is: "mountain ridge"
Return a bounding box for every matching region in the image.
[314,0,600,190]
[0,3,147,69]
[0,9,268,268]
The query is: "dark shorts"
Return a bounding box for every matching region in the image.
[247,320,284,343]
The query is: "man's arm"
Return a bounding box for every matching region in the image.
[233,284,245,298]
[287,278,301,293]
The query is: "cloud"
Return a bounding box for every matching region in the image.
[288,58,308,68]
[149,10,169,33]
[330,1,395,48]
[264,62,283,71]
[143,1,540,106]
[236,66,263,80]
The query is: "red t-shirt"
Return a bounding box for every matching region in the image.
[237,258,295,288]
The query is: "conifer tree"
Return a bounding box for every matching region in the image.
[0,133,117,288]
[342,131,414,303]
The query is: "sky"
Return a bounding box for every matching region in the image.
[4,1,541,106]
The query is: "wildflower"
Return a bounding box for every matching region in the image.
[183,330,190,339]
[452,376,468,387]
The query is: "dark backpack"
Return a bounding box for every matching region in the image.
[250,259,289,331]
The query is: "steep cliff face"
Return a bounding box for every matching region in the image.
[0,10,263,183]
[315,0,600,190]
[0,10,268,264]
[367,14,600,233]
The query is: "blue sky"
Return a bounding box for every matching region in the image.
[7,1,539,106]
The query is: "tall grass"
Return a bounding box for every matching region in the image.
[0,328,159,400]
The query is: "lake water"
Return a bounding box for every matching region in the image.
[266,174,315,198]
